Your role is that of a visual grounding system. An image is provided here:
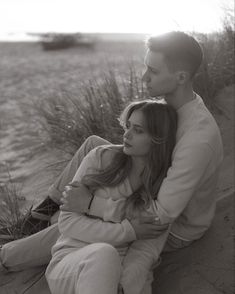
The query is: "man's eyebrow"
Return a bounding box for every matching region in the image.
[148,65,159,71]
[144,62,156,70]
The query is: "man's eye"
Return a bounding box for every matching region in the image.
[150,68,158,74]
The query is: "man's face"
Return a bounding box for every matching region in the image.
[142,50,178,100]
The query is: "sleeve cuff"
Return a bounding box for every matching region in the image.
[122,219,137,242]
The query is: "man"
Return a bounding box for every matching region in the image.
[0,31,223,289]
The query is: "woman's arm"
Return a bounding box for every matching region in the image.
[58,211,136,246]
[59,145,138,245]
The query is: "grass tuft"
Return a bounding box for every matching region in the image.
[34,67,146,155]
[0,173,30,242]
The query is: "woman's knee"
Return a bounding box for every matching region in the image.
[47,244,121,281]
[90,243,120,265]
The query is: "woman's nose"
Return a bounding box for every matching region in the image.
[124,129,132,139]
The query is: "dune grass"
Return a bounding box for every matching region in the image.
[34,66,147,156]
[0,173,30,242]
[193,25,234,109]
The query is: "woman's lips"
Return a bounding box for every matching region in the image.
[123,141,132,148]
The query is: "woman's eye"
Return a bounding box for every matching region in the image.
[134,128,143,134]
[123,123,130,130]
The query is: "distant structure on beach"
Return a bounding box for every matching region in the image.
[40,32,96,50]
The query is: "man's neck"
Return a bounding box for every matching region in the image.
[165,85,196,110]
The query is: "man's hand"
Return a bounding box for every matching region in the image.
[130,216,169,240]
[60,182,93,213]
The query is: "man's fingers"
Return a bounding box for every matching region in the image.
[138,216,159,224]
[142,224,168,238]
[154,223,169,231]
[64,186,72,192]
[62,191,67,198]
[60,204,68,211]
[148,223,169,231]
[60,197,67,204]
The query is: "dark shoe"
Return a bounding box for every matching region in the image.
[31,196,60,221]
[0,197,59,240]
[0,215,50,241]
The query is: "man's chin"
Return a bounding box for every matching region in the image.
[148,90,164,99]
[149,93,165,100]
[155,95,165,100]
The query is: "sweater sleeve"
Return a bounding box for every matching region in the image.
[155,143,213,224]
[58,211,136,246]
[60,146,136,245]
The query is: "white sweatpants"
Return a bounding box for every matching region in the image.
[45,242,153,294]
[46,243,122,294]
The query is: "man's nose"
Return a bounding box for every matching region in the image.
[142,70,150,83]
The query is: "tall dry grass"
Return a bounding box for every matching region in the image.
[0,173,30,242]
[34,67,147,156]
[193,21,234,110]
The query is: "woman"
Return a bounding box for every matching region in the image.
[45,99,177,294]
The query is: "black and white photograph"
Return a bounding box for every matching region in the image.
[0,0,234,293]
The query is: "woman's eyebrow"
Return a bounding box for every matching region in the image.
[128,120,144,128]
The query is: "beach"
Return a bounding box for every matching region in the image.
[0,41,234,293]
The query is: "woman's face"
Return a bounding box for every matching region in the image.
[123,109,152,157]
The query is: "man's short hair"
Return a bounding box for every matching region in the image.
[147,31,203,78]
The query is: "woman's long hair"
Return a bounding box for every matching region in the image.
[82,99,177,214]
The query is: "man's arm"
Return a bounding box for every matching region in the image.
[154,143,213,224]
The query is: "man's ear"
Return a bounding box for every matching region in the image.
[176,71,190,84]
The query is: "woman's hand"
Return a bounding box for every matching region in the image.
[130,216,169,239]
[60,182,93,213]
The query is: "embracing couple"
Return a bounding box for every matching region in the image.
[0,31,223,294]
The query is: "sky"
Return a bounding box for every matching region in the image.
[0,0,233,39]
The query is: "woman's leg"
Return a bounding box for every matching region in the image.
[46,243,122,294]
[48,135,110,204]
[0,136,109,237]
[0,136,110,272]
[0,224,59,272]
